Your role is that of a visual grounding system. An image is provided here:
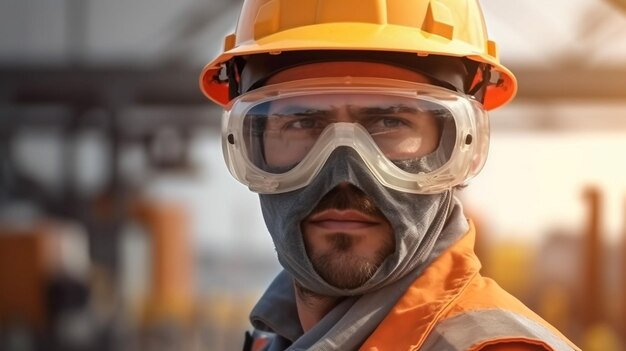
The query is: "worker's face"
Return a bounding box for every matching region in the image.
[266,62,435,289]
[263,92,442,169]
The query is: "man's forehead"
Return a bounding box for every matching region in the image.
[266,61,432,85]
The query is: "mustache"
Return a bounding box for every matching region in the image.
[309,183,385,218]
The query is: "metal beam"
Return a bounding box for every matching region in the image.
[514,67,626,102]
[2,65,626,134]
[0,67,209,106]
[2,66,626,106]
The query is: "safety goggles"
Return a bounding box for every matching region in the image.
[221,77,489,194]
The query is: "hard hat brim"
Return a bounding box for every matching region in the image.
[200,23,517,110]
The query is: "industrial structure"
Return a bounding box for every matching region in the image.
[1,1,626,350]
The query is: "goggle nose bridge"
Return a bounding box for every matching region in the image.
[328,121,365,145]
[313,122,383,163]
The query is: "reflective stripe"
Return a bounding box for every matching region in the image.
[420,309,575,351]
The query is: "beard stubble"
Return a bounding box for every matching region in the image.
[303,184,395,289]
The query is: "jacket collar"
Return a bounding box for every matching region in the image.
[360,222,479,350]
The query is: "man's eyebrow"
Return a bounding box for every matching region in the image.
[352,104,418,115]
[270,105,333,117]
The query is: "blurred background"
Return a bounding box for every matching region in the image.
[0,0,625,350]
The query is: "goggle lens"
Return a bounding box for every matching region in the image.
[242,93,454,174]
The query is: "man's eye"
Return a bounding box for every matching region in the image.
[286,118,319,130]
[372,117,409,129]
[362,116,412,136]
[380,118,405,128]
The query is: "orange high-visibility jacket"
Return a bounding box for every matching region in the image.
[247,222,580,351]
[359,222,580,351]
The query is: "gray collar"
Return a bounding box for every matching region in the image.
[250,199,469,350]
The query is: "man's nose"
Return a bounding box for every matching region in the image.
[335,105,356,123]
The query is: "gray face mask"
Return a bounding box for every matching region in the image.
[259,146,454,297]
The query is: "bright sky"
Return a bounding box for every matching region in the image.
[464,130,626,243]
[481,0,626,68]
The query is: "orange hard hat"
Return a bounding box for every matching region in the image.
[199,0,517,111]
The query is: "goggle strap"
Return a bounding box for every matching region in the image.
[237,51,472,95]
[227,56,246,100]
[467,63,491,103]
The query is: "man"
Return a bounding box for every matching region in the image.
[199,1,580,350]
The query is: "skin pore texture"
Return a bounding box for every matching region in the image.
[265,62,435,332]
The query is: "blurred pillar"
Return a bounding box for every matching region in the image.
[582,187,603,327]
[0,225,49,330]
[87,109,128,277]
[622,196,626,339]
[133,200,194,324]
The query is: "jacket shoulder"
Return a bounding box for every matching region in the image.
[446,273,558,336]
[432,274,579,351]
